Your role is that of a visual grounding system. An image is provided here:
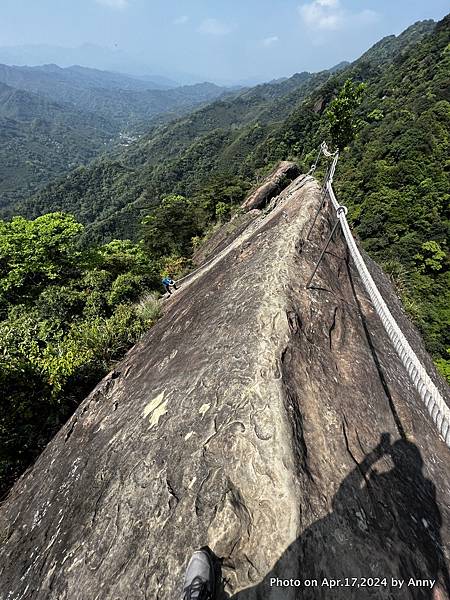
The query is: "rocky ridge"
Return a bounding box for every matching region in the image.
[0,169,449,599]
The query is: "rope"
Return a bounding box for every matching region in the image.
[175,248,222,286]
[308,142,337,174]
[175,174,313,288]
[310,144,450,448]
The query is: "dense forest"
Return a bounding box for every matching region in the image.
[10,21,437,242]
[0,15,449,497]
[0,81,119,209]
[0,214,165,494]
[0,65,230,211]
[0,64,228,126]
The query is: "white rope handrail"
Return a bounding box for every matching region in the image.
[313,144,450,448]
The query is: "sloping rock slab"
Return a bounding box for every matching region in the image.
[193,210,260,266]
[0,177,449,600]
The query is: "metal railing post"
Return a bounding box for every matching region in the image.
[306,218,340,288]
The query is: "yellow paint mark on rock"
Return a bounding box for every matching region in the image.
[149,399,168,429]
[143,392,168,429]
[199,403,211,417]
[143,392,164,417]
[184,431,195,441]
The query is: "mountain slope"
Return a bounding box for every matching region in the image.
[14,20,436,236]
[0,176,448,599]
[0,63,229,128]
[0,66,231,209]
[5,16,450,373]
[0,81,119,208]
[334,15,450,363]
[9,70,326,232]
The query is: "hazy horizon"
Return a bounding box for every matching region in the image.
[0,0,449,85]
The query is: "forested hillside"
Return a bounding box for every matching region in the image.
[0,15,448,498]
[16,16,448,374]
[332,17,450,377]
[16,20,436,240]
[0,63,167,93]
[0,81,120,209]
[0,65,230,211]
[0,64,229,129]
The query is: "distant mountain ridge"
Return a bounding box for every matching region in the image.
[0,42,182,85]
[1,20,436,213]
[9,18,440,234]
[358,19,435,64]
[0,80,118,209]
[0,63,228,125]
[34,63,167,89]
[0,64,231,207]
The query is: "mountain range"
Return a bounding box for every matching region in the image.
[0,43,184,84]
[0,64,230,208]
[11,19,436,239]
[0,12,448,518]
[0,63,229,125]
[0,16,447,377]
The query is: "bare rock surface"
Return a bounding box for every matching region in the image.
[192,210,260,266]
[241,161,300,211]
[0,176,449,600]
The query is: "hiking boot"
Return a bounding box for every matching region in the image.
[182,547,215,600]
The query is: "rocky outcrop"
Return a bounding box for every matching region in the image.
[194,161,300,267]
[192,210,259,266]
[241,161,300,211]
[0,174,449,600]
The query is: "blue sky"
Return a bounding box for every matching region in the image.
[1,0,449,83]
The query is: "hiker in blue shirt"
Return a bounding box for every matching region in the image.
[162,275,178,295]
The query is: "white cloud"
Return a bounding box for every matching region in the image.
[198,18,233,36]
[96,0,129,9]
[174,15,189,25]
[262,36,279,47]
[299,0,342,30]
[316,0,339,7]
[298,0,378,31]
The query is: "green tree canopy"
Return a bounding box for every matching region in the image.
[0,213,163,496]
[141,194,203,259]
[0,212,83,307]
[326,79,366,150]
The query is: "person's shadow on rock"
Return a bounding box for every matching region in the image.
[222,434,449,599]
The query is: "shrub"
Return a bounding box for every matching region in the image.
[215,201,231,222]
[326,79,366,150]
[81,268,113,292]
[414,241,447,273]
[435,353,450,384]
[136,292,162,325]
[141,195,204,258]
[108,273,144,306]
[160,255,192,279]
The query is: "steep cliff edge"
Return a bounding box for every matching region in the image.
[0,174,449,600]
